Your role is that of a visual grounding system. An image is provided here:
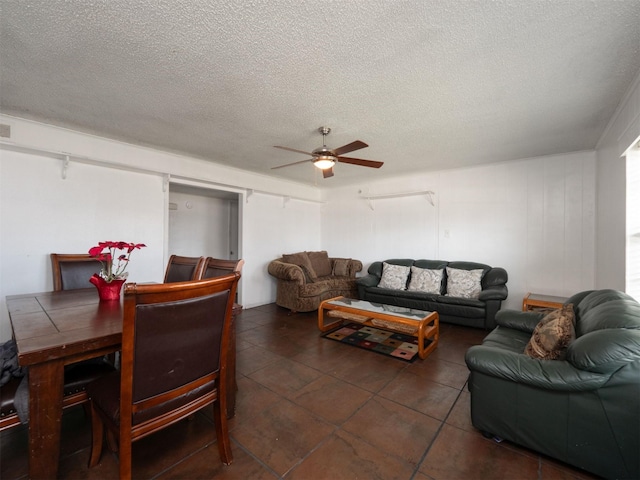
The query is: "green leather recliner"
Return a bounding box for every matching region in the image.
[465,289,640,480]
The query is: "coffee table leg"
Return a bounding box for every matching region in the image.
[317,306,343,332]
[28,360,65,479]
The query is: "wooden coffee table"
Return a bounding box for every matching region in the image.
[318,297,439,360]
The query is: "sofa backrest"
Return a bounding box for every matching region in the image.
[566,289,640,374]
[413,259,449,270]
[573,289,639,335]
[367,259,415,278]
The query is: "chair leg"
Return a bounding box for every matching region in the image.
[88,403,104,468]
[119,433,133,480]
[213,399,233,465]
[106,429,118,452]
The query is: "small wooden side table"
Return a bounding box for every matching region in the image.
[522,292,568,312]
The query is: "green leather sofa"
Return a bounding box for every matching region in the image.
[465,289,640,479]
[356,259,508,329]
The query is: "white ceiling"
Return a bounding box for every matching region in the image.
[1,1,639,187]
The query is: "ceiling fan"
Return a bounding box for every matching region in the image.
[272,126,384,178]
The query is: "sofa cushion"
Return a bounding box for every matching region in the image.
[282,252,317,282]
[479,325,533,354]
[299,276,356,297]
[366,286,426,300]
[525,304,575,360]
[399,289,440,302]
[306,251,332,277]
[407,266,443,294]
[446,267,483,298]
[437,295,485,308]
[378,262,410,290]
[332,258,351,276]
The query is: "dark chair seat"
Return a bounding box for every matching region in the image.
[62,360,118,398]
[0,377,21,420]
[0,359,116,431]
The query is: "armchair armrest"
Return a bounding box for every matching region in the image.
[465,345,608,391]
[349,259,363,277]
[267,260,305,284]
[330,258,363,277]
[495,309,545,333]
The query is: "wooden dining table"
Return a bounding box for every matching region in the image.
[6,287,239,480]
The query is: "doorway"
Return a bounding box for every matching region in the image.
[168,182,241,269]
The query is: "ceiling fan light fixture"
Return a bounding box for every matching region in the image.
[314,155,336,170]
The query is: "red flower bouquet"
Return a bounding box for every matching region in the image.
[88,241,146,282]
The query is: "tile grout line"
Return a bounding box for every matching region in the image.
[408,386,466,480]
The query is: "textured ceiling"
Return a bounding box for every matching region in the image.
[1,1,639,187]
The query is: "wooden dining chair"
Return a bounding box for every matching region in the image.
[197,258,245,417]
[51,253,102,291]
[87,273,241,478]
[198,257,245,279]
[163,255,206,283]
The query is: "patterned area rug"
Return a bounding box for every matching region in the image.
[322,322,426,362]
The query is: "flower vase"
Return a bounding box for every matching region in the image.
[90,274,125,301]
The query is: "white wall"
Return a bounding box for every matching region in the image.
[0,115,322,340]
[0,150,166,340]
[242,191,322,307]
[168,191,233,259]
[322,151,596,311]
[595,70,640,290]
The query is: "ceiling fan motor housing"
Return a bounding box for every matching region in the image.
[312,146,335,157]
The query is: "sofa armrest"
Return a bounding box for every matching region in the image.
[482,267,508,287]
[495,309,544,333]
[465,346,609,391]
[267,260,305,284]
[356,274,379,288]
[356,273,378,299]
[478,285,508,302]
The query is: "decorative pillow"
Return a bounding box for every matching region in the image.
[282,252,317,282]
[306,251,332,278]
[446,267,483,299]
[407,266,443,294]
[525,304,575,360]
[378,262,410,290]
[332,258,351,276]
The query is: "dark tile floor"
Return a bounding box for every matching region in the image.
[0,303,599,479]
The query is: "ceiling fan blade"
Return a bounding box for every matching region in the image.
[274,145,317,156]
[337,156,384,168]
[332,140,368,156]
[271,158,314,170]
[322,167,334,178]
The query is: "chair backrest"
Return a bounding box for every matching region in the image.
[163,255,206,283]
[199,258,245,279]
[121,273,240,430]
[51,253,102,291]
